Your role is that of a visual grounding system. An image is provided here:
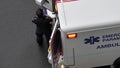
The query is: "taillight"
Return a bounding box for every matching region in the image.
[67,33,77,39]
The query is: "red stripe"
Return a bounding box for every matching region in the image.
[57,0,77,3]
[63,0,77,2]
[56,0,61,3]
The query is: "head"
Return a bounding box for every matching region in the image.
[36,8,43,17]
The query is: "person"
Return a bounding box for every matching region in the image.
[32,8,52,47]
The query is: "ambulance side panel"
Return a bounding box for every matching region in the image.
[62,25,120,68]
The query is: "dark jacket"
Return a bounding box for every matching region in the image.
[32,16,52,33]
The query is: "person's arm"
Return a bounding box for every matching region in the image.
[45,16,53,23]
[32,17,39,24]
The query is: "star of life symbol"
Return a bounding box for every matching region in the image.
[84,36,100,45]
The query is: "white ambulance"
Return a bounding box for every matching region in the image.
[35,0,120,68]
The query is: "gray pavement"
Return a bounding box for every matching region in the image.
[0,0,51,68]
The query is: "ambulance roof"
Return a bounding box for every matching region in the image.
[58,0,120,32]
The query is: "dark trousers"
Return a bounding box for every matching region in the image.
[36,29,51,46]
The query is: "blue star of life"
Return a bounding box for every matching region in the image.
[84,36,100,45]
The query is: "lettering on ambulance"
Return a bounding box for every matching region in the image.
[102,33,120,42]
[97,43,120,49]
[97,33,120,49]
[84,33,120,49]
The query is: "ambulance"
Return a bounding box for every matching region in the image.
[35,0,120,68]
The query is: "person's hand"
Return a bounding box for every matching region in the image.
[32,17,37,21]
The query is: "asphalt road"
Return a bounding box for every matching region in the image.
[0,0,51,68]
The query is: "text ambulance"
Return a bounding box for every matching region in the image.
[35,0,120,68]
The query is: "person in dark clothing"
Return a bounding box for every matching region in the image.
[32,8,52,46]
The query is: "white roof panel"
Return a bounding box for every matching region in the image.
[58,0,120,32]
